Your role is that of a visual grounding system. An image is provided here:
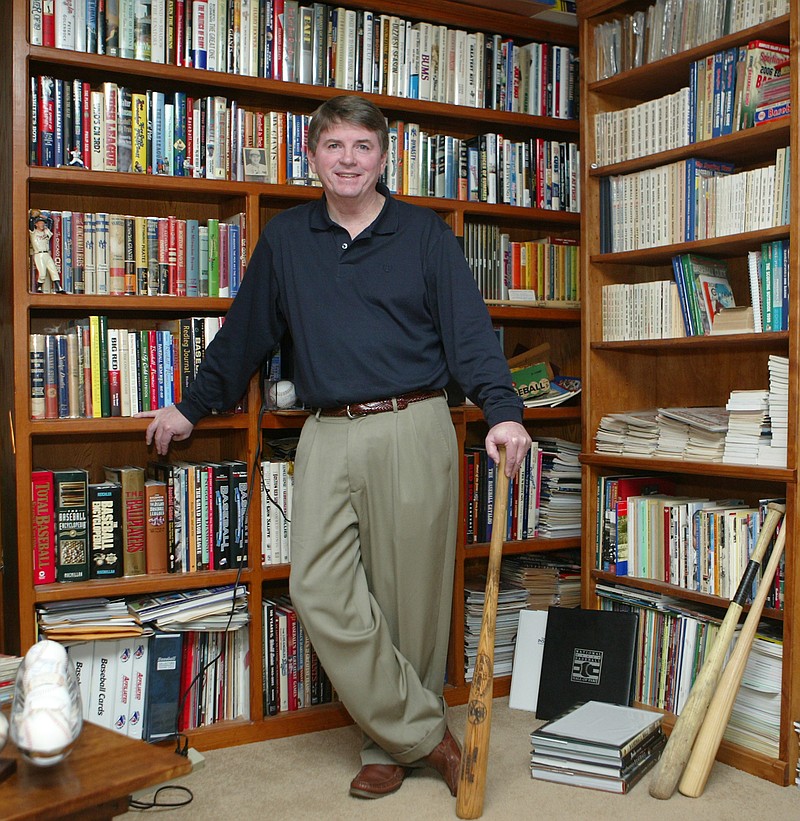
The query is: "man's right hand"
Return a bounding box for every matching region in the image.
[136,405,195,456]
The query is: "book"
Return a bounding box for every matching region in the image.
[53,467,90,582]
[127,635,149,738]
[103,464,146,576]
[530,700,664,759]
[508,608,548,712]
[142,630,184,742]
[31,468,56,584]
[535,606,639,720]
[144,478,168,574]
[88,481,124,579]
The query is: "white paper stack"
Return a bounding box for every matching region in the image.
[723,390,770,465]
[760,356,789,467]
[594,410,659,456]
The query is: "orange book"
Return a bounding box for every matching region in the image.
[144,479,168,574]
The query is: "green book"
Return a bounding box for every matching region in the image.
[207,218,220,298]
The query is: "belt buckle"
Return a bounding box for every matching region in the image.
[346,404,366,419]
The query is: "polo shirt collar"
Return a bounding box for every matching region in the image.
[310,181,399,235]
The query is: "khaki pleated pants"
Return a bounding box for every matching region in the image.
[289,395,458,766]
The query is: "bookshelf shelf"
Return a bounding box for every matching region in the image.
[464,535,581,559]
[3,0,582,751]
[579,2,798,786]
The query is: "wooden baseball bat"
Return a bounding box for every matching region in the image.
[648,502,785,799]
[456,449,510,819]
[678,519,787,797]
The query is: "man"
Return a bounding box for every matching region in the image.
[28,209,65,293]
[139,95,531,799]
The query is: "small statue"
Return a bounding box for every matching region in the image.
[28,209,64,294]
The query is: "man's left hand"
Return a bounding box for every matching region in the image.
[485,422,532,477]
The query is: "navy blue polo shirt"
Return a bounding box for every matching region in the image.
[177,183,523,429]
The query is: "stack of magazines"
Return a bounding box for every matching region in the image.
[37,597,143,640]
[536,438,582,538]
[127,585,249,631]
[501,551,581,609]
[0,653,22,705]
[530,701,665,794]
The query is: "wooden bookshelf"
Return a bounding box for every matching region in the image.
[1,1,581,749]
[578,2,798,786]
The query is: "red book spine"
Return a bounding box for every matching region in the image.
[31,469,56,584]
[81,81,91,168]
[38,76,55,167]
[174,0,186,67]
[167,215,178,294]
[176,218,186,296]
[42,0,55,47]
[148,329,159,409]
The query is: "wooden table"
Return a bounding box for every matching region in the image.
[0,719,192,820]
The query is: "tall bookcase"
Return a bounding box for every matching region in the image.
[579,2,797,785]
[0,0,580,750]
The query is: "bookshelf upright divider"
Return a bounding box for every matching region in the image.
[2,1,581,750]
[578,2,798,786]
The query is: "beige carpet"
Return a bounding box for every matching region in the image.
[124,698,799,820]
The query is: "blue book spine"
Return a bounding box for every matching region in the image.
[53,78,64,168]
[720,47,737,135]
[56,334,69,418]
[228,223,240,297]
[61,211,74,293]
[771,240,784,331]
[711,51,724,139]
[143,631,184,742]
[781,238,790,330]
[173,91,187,176]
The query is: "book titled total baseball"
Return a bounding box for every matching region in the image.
[269,380,296,409]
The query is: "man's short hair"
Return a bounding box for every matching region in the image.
[307,95,389,155]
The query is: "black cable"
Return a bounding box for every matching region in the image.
[128,785,194,810]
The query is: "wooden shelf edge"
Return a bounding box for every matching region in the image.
[33,569,252,602]
[580,453,795,483]
[591,331,789,351]
[464,536,581,559]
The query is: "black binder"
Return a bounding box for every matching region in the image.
[535,606,639,720]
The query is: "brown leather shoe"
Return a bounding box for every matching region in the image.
[349,764,410,799]
[423,727,462,796]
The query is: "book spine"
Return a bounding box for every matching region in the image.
[89,483,124,578]
[31,469,56,584]
[54,468,90,582]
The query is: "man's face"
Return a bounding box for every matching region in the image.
[307,122,387,203]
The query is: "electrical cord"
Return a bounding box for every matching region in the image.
[128,785,194,810]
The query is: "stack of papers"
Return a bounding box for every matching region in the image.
[760,356,788,467]
[37,598,143,640]
[464,581,528,681]
[501,551,581,609]
[536,439,582,539]
[658,407,729,462]
[127,585,249,631]
[594,410,659,456]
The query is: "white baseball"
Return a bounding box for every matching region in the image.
[269,379,296,409]
[24,640,67,668]
[22,667,68,692]
[24,684,73,714]
[0,711,7,750]
[14,708,74,755]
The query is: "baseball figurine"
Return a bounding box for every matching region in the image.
[28,209,64,294]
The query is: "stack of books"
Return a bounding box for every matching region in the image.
[529,701,665,793]
[0,653,23,705]
[594,410,659,457]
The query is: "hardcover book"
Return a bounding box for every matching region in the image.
[535,606,639,720]
[142,630,184,742]
[88,481,124,579]
[53,467,90,582]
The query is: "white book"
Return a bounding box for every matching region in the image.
[261,460,273,565]
[360,10,374,94]
[269,461,283,565]
[67,641,95,720]
[119,0,135,59]
[89,90,105,171]
[280,461,291,564]
[73,0,85,51]
[151,0,166,62]
[413,21,432,101]
[207,0,218,72]
[127,330,140,414]
[87,638,119,728]
[118,326,130,417]
[127,636,149,738]
[55,0,75,50]
[508,609,548,712]
[30,0,44,46]
[94,211,110,294]
[110,636,134,734]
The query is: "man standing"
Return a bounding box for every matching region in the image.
[28,209,64,293]
[139,95,531,799]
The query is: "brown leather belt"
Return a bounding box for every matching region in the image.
[317,389,444,418]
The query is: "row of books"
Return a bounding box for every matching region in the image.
[463,224,580,303]
[33,0,579,118]
[599,149,790,253]
[594,39,790,167]
[384,125,580,212]
[29,208,246,298]
[530,701,665,794]
[31,461,250,585]
[601,279,685,341]
[64,626,250,741]
[598,585,783,757]
[0,654,23,706]
[29,315,226,420]
[463,444,543,545]
[593,0,789,80]
[262,596,335,715]
[749,239,791,333]
[260,458,294,566]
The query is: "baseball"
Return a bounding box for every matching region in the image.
[0,710,7,750]
[24,640,67,668]
[269,379,296,409]
[14,708,74,758]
